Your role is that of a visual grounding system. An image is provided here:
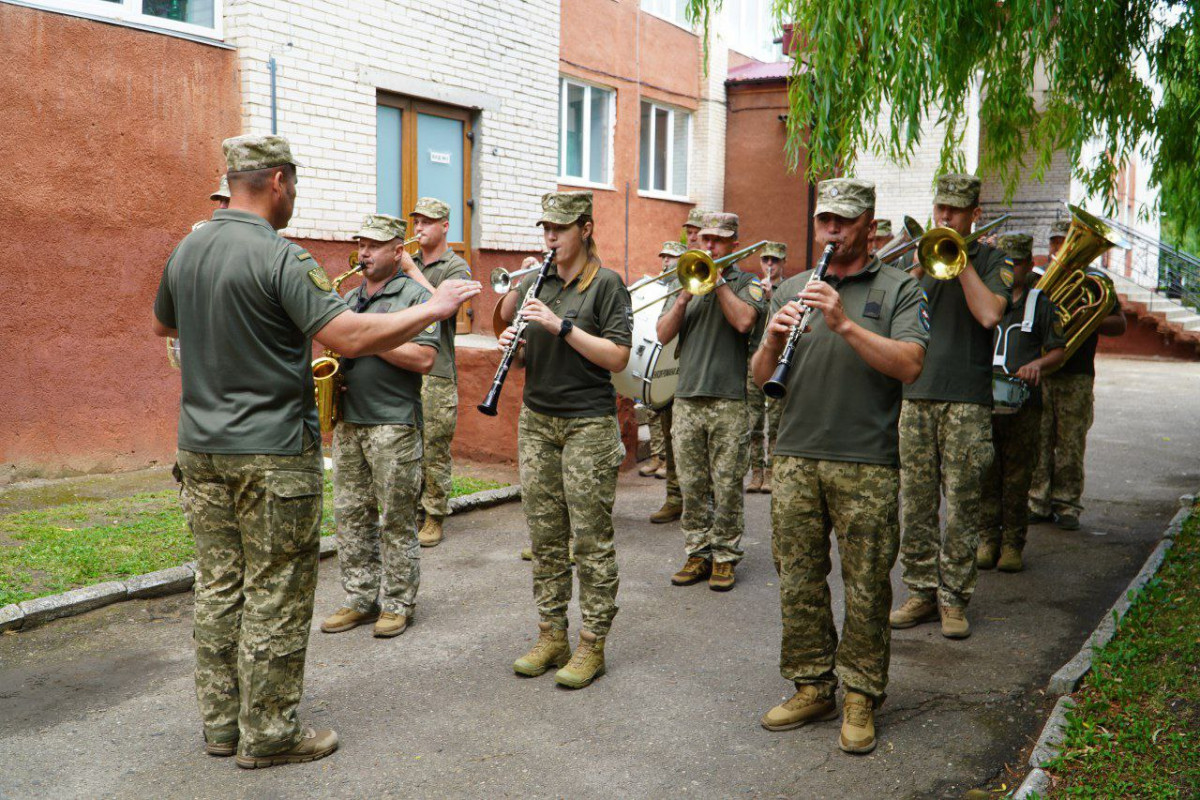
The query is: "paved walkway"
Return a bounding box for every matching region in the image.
[1,357,1197,800]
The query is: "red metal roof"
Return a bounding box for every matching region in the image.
[725,59,798,85]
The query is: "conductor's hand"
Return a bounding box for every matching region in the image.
[766,300,805,347]
[498,324,522,351]
[519,298,563,336]
[797,281,850,335]
[427,279,482,320]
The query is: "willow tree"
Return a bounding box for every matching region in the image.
[686,0,1198,227]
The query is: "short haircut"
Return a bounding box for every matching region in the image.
[228,163,295,192]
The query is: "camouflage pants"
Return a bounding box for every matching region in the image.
[420,375,458,518]
[673,397,750,564]
[1029,373,1094,517]
[646,406,666,459]
[178,443,323,758]
[518,406,623,637]
[772,457,900,703]
[744,365,781,471]
[661,402,681,504]
[899,400,993,608]
[333,421,423,615]
[981,404,1043,551]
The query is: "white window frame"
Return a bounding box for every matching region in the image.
[638,100,692,202]
[639,0,692,31]
[19,0,223,40]
[558,77,615,191]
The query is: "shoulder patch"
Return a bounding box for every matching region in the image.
[747,279,765,302]
[295,249,313,262]
[424,323,438,334]
[918,299,932,332]
[307,267,332,292]
[1000,267,1014,288]
[1052,318,1065,338]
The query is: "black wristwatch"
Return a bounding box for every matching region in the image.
[558,319,574,339]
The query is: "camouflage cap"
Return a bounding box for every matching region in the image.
[933,173,982,208]
[222,134,301,173]
[412,196,450,220]
[355,213,407,242]
[761,241,787,260]
[699,212,739,238]
[813,178,875,219]
[998,231,1034,262]
[210,174,230,201]
[874,218,893,237]
[659,241,686,257]
[1049,218,1071,238]
[685,207,708,228]
[537,191,593,226]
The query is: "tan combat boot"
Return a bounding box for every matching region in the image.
[650,499,683,524]
[555,629,606,689]
[638,456,664,477]
[997,545,1024,573]
[747,468,764,493]
[940,605,971,639]
[418,515,445,548]
[320,607,378,634]
[671,556,712,586]
[520,547,533,561]
[976,541,999,570]
[654,462,668,480]
[888,596,938,629]
[373,611,410,638]
[760,468,773,494]
[513,622,571,677]
[204,732,237,757]
[838,692,876,754]
[709,561,736,591]
[235,727,339,769]
[760,685,838,731]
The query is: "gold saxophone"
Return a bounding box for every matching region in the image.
[312,252,364,434]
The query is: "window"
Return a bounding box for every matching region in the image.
[29,0,220,37]
[559,78,614,188]
[639,101,691,199]
[640,0,690,27]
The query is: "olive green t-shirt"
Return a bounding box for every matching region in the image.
[771,259,930,466]
[340,273,439,427]
[153,209,349,454]
[992,289,1067,409]
[662,266,767,400]
[903,241,1013,405]
[515,264,633,418]
[414,249,471,380]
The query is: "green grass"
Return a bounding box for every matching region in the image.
[1038,502,1200,798]
[0,474,504,606]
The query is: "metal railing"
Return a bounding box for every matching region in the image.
[1094,216,1200,314]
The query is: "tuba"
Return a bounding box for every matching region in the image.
[1035,205,1126,368]
[312,252,365,434]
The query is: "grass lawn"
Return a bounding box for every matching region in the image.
[0,474,505,606]
[1038,501,1200,798]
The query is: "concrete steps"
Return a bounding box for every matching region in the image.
[1104,268,1200,348]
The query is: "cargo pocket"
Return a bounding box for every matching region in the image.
[264,470,323,555]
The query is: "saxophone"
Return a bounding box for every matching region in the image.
[312,252,364,434]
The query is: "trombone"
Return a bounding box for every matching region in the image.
[631,240,769,314]
[878,215,1011,280]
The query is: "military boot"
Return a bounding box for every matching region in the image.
[760,468,773,494]
[671,556,712,585]
[373,611,410,638]
[204,732,237,757]
[638,456,664,477]
[747,468,764,493]
[235,727,339,769]
[554,629,606,689]
[709,560,736,591]
[513,621,571,677]
[520,547,533,561]
[320,607,378,634]
[1056,513,1081,531]
[650,499,683,524]
[888,596,938,629]
[654,462,668,480]
[976,541,999,570]
[940,605,971,639]
[760,685,838,731]
[838,692,876,754]
[418,515,445,547]
[997,545,1024,573]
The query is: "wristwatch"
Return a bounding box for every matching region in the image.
[558,319,574,339]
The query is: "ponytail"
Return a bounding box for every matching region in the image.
[576,215,603,292]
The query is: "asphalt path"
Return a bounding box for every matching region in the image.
[1,356,1197,799]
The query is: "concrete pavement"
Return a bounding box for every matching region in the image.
[1,356,1197,799]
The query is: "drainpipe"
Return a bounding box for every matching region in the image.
[269,56,278,134]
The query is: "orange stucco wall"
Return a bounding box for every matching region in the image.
[2,5,241,479]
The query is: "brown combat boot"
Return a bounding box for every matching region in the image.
[709,561,736,591]
[940,605,971,639]
[671,556,712,585]
[638,456,664,477]
[976,541,999,570]
[747,468,764,493]
[418,515,445,547]
[888,596,938,629]
[373,611,410,638]
[555,629,606,689]
[235,727,339,769]
[654,462,668,480]
[320,606,378,633]
[760,467,773,494]
[650,499,683,524]
[514,622,571,676]
[838,692,876,754]
[204,732,237,757]
[760,685,838,731]
[997,545,1024,573]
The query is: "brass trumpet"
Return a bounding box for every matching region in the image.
[631,240,769,314]
[489,263,543,293]
[879,215,1011,280]
[312,251,365,434]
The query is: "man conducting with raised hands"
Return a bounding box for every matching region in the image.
[752,178,928,755]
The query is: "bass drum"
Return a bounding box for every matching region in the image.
[991,374,1030,415]
[612,280,679,410]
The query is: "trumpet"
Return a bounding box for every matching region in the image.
[478,250,556,417]
[311,251,365,434]
[762,243,835,399]
[878,215,1011,280]
[489,263,544,294]
[631,240,769,314]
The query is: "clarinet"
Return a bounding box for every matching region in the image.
[477,249,556,416]
[762,243,836,400]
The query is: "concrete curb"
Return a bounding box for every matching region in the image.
[0,484,519,633]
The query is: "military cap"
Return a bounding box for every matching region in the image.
[1049,218,1071,238]
[222,134,301,173]
[761,241,787,260]
[412,197,450,220]
[813,178,875,219]
[210,174,230,201]
[997,231,1034,262]
[933,173,982,209]
[700,212,739,238]
[537,191,593,226]
[685,207,708,228]
[355,213,407,242]
[659,241,686,257]
[874,219,893,237]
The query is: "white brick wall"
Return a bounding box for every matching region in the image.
[223,0,560,250]
[689,42,727,211]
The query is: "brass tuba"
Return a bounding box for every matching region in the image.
[1035,205,1127,367]
[312,252,364,434]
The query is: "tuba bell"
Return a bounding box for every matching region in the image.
[312,251,364,434]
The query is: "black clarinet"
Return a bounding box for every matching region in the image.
[477,249,556,416]
[762,243,836,400]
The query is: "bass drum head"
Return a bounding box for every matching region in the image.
[991,374,1029,415]
[611,283,677,409]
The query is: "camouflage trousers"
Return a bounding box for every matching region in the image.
[673,397,750,564]
[420,375,458,518]
[332,421,423,615]
[1029,373,1095,517]
[177,443,323,758]
[646,405,666,459]
[661,402,681,504]
[981,404,1043,551]
[745,365,782,471]
[899,400,993,608]
[772,456,901,703]
[518,406,623,637]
